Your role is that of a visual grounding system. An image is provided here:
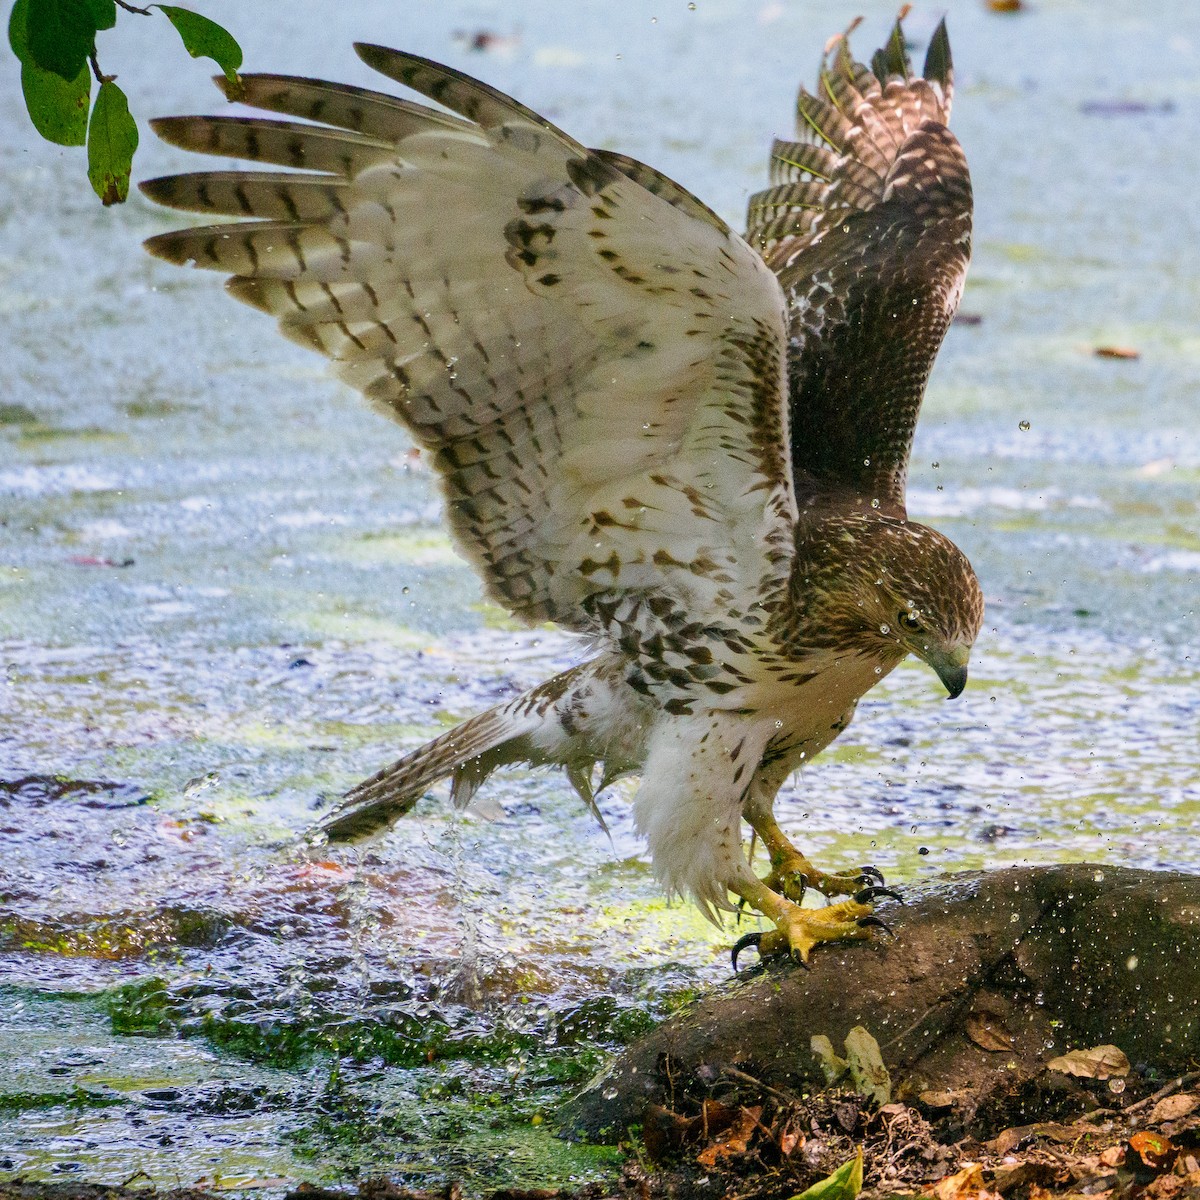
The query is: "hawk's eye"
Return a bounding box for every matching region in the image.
[898,610,922,632]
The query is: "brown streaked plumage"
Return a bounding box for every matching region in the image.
[140,17,984,964]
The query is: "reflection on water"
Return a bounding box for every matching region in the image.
[1,0,1198,1186]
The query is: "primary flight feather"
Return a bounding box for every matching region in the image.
[142,17,983,964]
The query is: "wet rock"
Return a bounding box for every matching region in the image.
[562,865,1200,1141]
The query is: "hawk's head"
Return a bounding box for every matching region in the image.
[792,513,985,698]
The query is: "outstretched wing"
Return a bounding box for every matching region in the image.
[142,47,797,704]
[746,19,972,513]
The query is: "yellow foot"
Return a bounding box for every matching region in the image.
[764,853,887,902]
[729,876,899,972]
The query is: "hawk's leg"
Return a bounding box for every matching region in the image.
[728,874,885,967]
[742,771,883,902]
[747,803,881,900]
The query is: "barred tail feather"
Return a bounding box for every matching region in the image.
[309,662,599,843]
[312,705,541,843]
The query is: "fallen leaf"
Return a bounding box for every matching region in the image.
[1047,1044,1130,1079]
[641,1103,692,1162]
[68,555,135,567]
[989,1122,1083,1156]
[1100,1146,1126,1168]
[967,1011,1015,1053]
[789,1147,864,1200]
[1094,346,1141,360]
[812,1033,848,1085]
[779,1126,803,1156]
[845,1026,892,1106]
[926,1162,1002,1200]
[986,0,1024,11]
[919,1090,963,1110]
[695,1105,762,1168]
[1129,1131,1176,1173]
[1150,1095,1199,1125]
[992,1162,1062,1196]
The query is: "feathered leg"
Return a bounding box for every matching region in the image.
[741,712,889,901]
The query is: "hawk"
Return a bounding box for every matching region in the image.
[141,16,983,965]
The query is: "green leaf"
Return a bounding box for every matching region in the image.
[20,57,90,145]
[156,5,241,82]
[788,1148,864,1200]
[83,0,115,30]
[87,78,138,205]
[24,0,97,80]
[9,0,31,60]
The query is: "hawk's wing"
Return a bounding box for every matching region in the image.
[746,19,972,513]
[142,47,796,702]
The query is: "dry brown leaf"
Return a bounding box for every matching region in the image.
[993,1162,1062,1196]
[695,1104,762,1168]
[1099,1146,1126,1168]
[967,1011,1015,1053]
[1094,345,1141,360]
[1046,1044,1130,1079]
[1150,1094,1200,1125]
[927,1162,1003,1200]
[990,1122,1083,1156]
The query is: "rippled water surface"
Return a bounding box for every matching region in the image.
[1,0,1198,1187]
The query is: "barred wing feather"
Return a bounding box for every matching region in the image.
[747,19,972,512]
[142,47,796,703]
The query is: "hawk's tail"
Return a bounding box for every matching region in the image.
[308,664,588,844]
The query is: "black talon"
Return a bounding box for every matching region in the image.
[786,871,808,900]
[858,865,886,885]
[731,931,763,972]
[854,885,904,906]
[857,914,895,937]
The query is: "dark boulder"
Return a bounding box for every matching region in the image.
[563,864,1200,1141]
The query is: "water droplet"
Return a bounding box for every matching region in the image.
[602,1086,619,1100]
[1019,420,1031,431]
[873,666,882,675]
[1108,1077,1126,1094]
[870,498,880,509]
[863,457,871,466]
[879,623,891,634]
[931,461,940,469]
[918,846,929,855]
[688,2,696,9]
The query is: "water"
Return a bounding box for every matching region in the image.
[1,0,1198,1187]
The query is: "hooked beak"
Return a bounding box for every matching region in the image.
[924,643,971,700]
